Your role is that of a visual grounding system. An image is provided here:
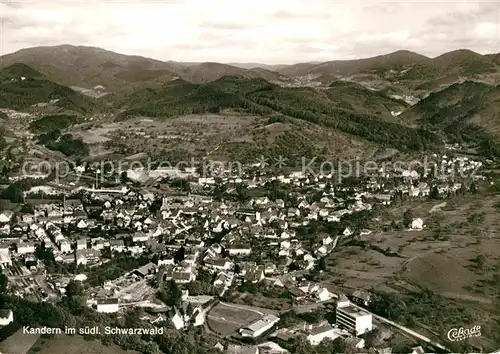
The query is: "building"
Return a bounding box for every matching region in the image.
[307,325,339,346]
[0,251,12,269]
[192,307,205,327]
[76,249,101,266]
[133,262,157,278]
[76,238,88,250]
[226,245,252,256]
[55,253,74,263]
[410,346,425,354]
[96,298,119,313]
[351,290,372,307]
[0,309,13,326]
[0,212,13,224]
[240,314,280,337]
[17,242,35,255]
[171,308,185,330]
[59,239,72,253]
[336,300,373,336]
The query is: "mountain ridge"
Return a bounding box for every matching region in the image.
[2,45,499,92]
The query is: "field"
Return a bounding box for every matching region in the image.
[323,192,500,299]
[0,327,40,354]
[27,334,139,354]
[69,112,378,164]
[320,190,500,350]
[206,302,277,337]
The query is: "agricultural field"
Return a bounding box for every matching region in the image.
[68,112,378,164]
[322,193,500,301]
[320,191,500,350]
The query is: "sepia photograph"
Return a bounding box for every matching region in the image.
[0,0,499,353]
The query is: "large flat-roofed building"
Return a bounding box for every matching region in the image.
[336,300,373,336]
[240,314,280,338]
[96,298,119,313]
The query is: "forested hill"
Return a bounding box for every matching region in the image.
[117,76,438,153]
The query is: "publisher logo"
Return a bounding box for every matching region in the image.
[447,325,481,341]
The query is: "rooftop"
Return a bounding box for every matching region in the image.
[242,314,280,333]
[337,305,371,317]
[97,298,119,305]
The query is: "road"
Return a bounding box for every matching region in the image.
[349,302,451,352]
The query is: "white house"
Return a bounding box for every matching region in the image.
[77,220,88,229]
[76,238,87,250]
[96,298,119,313]
[192,307,205,327]
[410,218,424,231]
[0,251,12,269]
[343,227,353,236]
[0,212,13,224]
[0,309,14,326]
[59,239,72,253]
[226,246,251,256]
[410,346,425,354]
[171,309,185,330]
[133,232,149,243]
[315,287,334,302]
[307,325,339,346]
[17,242,35,255]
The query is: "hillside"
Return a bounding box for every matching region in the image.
[29,114,82,134]
[0,64,96,114]
[118,76,438,153]
[432,50,497,76]
[0,45,179,90]
[167,62,287,84]
[0,45,288,90]
[401,81,500,155]
[279,50,431,77]
[278,50,500,93]
[0,63,44,79]
[326,81,408,122]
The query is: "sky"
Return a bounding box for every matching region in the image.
[0,0,499,64]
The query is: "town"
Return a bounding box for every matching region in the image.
[0,146,494,353]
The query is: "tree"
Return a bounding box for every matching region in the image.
[402,209,413,227]
[65,280,83,297]
[429,185,440,199]
[1,184,23,203]
[363,328,380,348]
[318,257,327,271]
[234,263,242,274]
[470,181,477,194]
[61,295,85,315]
[0,270,7,294]
[164,280,182,307]
[142,342,161,354]
[392,343,412,353]
[120,171,129,184]
[235,184,249,202]
[0,166,9,177]
[20,203,35,214]
[174,246,185,263]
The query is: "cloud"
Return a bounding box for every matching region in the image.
[0,0,499,63]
